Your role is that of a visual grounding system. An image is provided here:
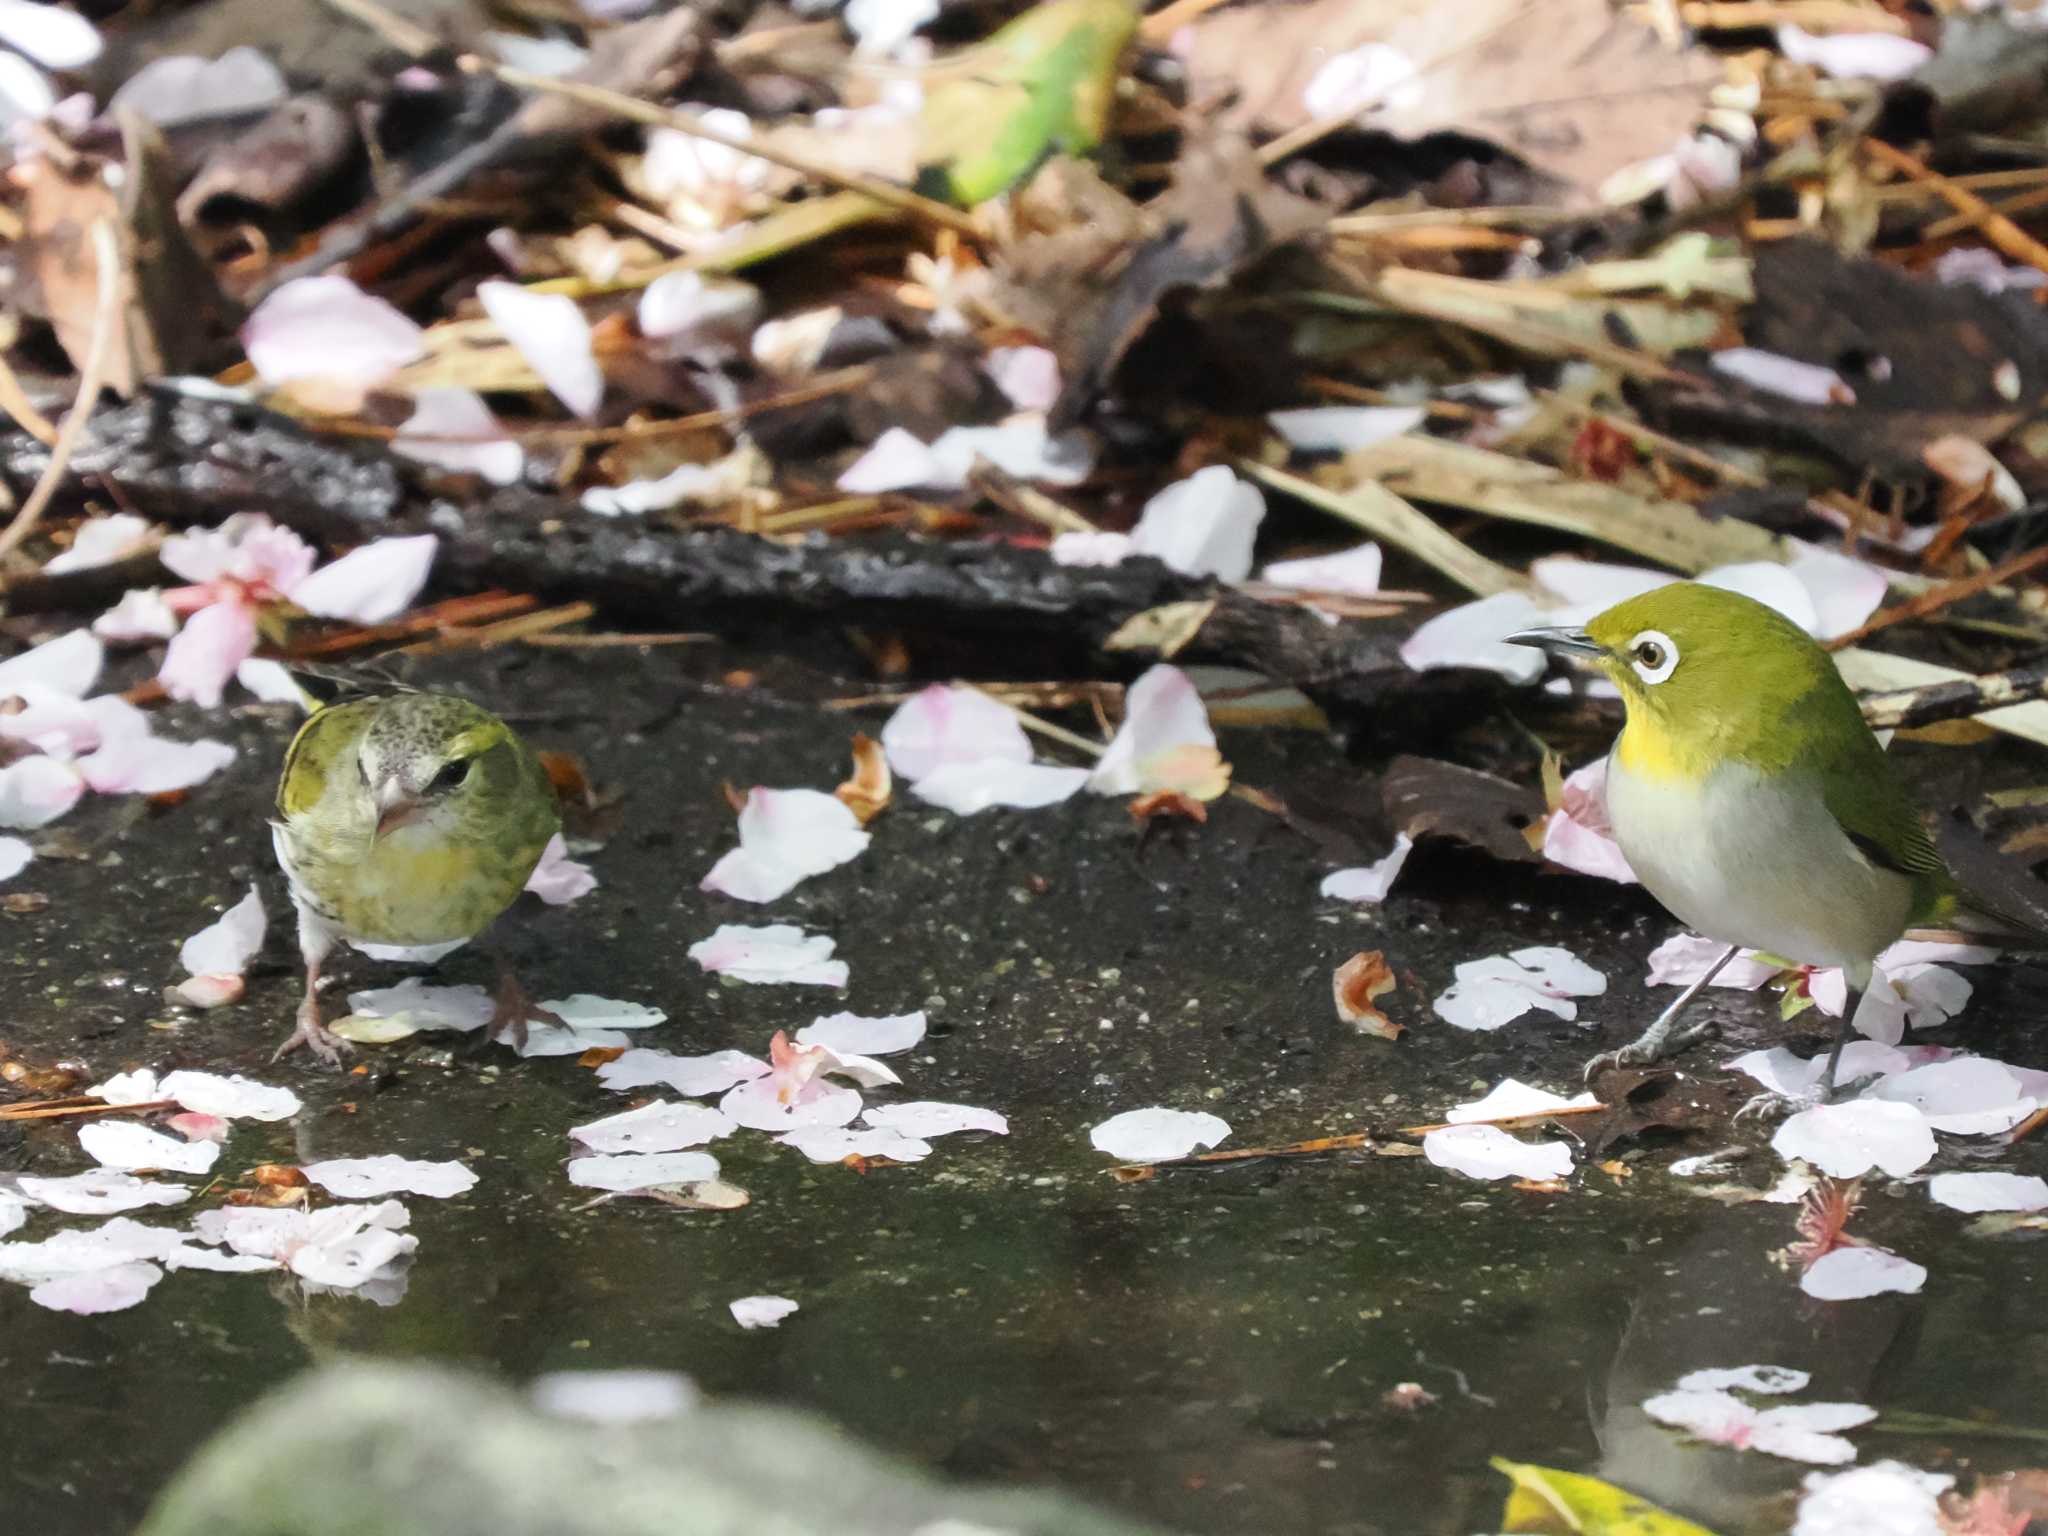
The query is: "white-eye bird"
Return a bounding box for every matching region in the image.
[1508,582,1977,1095]
[270,687,560,1065]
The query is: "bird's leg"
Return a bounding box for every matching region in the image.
[1583,943,1740,1081]
[272,913,352,1068]
[485,959,567,1054]
[1817,983,1869,1103]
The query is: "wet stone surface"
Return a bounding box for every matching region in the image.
[5,641,2048,1535]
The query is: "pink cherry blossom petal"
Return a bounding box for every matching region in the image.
[524,833,597,905]
[30,1261,161,1314]
[1642,1387,1873,1464]
[1126,466,1264,582]
[984,346,1061,412]
[566,1150,721,1192]
[158,598,258,708]
[837,427,941,493]
[689,923,848,986]
[45,514,153,574]
[1320,833,1413,904]
[0,754,84,829]
[1422,1124,1574,1181]
[1088,1106,1229,1162]
[477,280,603,418]
[392,389,524,485]
[1648,934,1783,989]
[1800,1245,1927,1300]
[1089,665,1215,796]
[241,276,424,398]
[167,1112,229,1144]
[301,1156,478,1199]
[701,787,871,903]
[1541,757,1638,883]
[1788,542,1888,640]
[1675,1365,1810,1394]
[571,1101,734,1154]
[881,685,1032,779]
[288,535,437,624]
[637,270,759,342]
[0,628,102,698]
[729,1294,797,1329]
[79,729,236,795]
[1772,1100,1936,1178]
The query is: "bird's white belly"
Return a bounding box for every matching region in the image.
[1604,755,1911,972]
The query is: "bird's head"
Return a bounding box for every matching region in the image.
[1507,581,1833,753]
[357,695,523,839]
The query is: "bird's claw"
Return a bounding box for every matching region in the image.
[1733,1089,1814,1122]
[486,972,565,1055]
[272,1002,353,1069]
[1581,1016,1721,1082]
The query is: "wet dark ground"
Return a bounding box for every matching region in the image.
[6,640,2048,1536]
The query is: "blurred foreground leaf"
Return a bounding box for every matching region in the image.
[918,0,1138,207]
[1491,1457,1721,1536]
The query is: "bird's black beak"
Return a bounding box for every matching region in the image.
[1503,626,1607,660]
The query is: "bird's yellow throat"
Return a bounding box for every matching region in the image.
[1612,709,1713,786]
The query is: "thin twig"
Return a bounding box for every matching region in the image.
[0,350,57,445]
[468,57,979,236]
[1863,137,2048,283]
[1826,540,2048,652]
[0,219,121,567]
[1858,656,2048,731]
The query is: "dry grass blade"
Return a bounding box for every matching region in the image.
[0,219,122,568]
[0,1096,175,1122]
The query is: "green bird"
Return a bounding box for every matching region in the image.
[270,687,560,1066]
[1508,582,1997,1097]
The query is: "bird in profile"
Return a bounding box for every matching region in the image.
[270,680,560,1065]
[1509,582,2022,1098]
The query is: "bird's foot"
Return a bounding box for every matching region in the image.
[1732,1073,1881,1121]
[486,971,566,1054]
[272,999,353,1068]
[1582,1015,1720,1082]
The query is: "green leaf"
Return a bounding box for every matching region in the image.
[1491,1457,1723,1536]
[917,0,1138,207]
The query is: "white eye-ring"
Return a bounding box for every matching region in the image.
[1627,628,1679,685]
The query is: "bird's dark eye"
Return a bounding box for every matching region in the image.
[1633,640,1665,669]
[428,757,474,794]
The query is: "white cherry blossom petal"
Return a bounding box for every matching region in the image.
[288,535,436,624]
[570,1102,733,1154]
[729,1294,797,1328]
[177,884,265,979]
[1445,1080,1599,1124]
[1773,1100,1936,1178]
[1777,24,1930,81]
[719,1077,863,1132]
[0,754,84,829]
[1711,348,1852,406]
[242,276,424,398]
[46,514,152,574]
[1089,665,1216,796]
[688,924,848,986]
[0,628,102,697]
[701,787,871,903]
[1320,832,1413,904]
[1800,1245,1927,1300]
[881,684,1031,780]
[596,1047,767,1097]
[795,1010,926,1057]
[566,1150,721,1192]
[861,1101,1008,1138]
[17,1171,190,1214]
[1267,406,1423,454]
[1422,1125,1573,1181]
[477,280,603,418]
[1432,946,1606,1031]
[78,1120,219,1175]
[1261,541,1385,597]
[908,759,1088,814]
[1088,1106,1229,1162]
[1793,1461,1950,1536]
[30,1261,161,1314]
[393,389,524,485]
[1400,591,1550,683]
[107,46,286,125]
[0,835,29,882]
[524,832,596,905]
[1868,1057,2033,1134]
[1928,1171,2048,1213]
[301,1156,478,1199]
[777,1126,932,1163]
[1126,466,1264,582]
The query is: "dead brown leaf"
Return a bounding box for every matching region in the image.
[834,733,893,824]
[1333,950,1401,1039]
[1181,0,1718,203]
[1380,754,1544,865]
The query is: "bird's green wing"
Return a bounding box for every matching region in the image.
[276,699,377,821]
[1814,726,1953,922]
